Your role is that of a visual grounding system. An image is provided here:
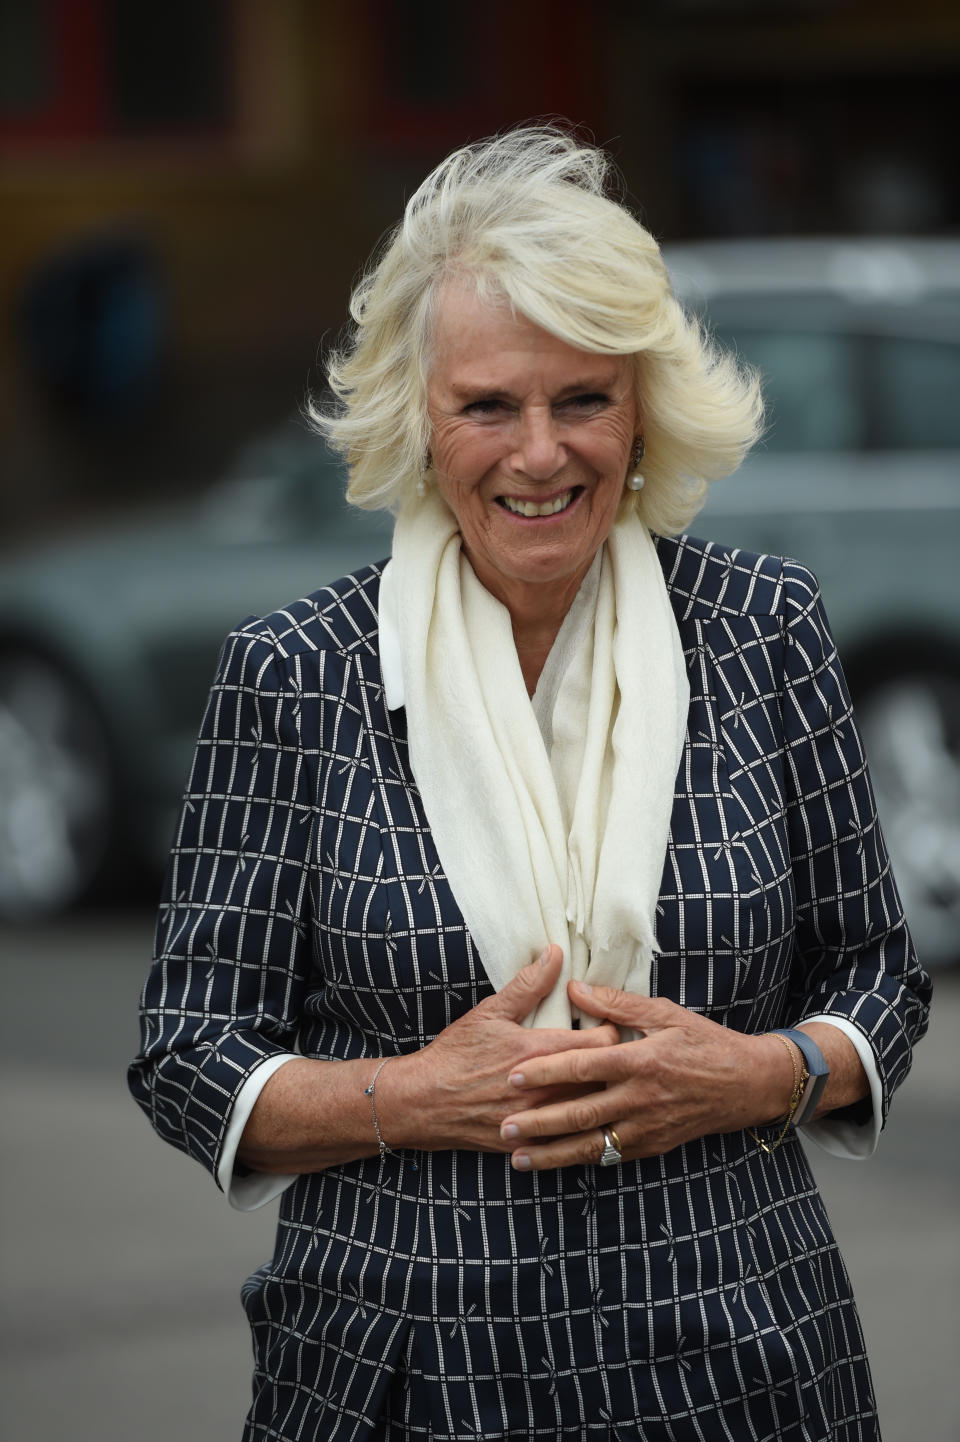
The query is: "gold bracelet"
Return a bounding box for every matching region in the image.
[748,1032,808,1155]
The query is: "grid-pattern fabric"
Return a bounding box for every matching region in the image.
[129,533,931,1442]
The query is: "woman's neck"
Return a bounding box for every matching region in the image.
[459,546,601,697]
[505,570,595,697]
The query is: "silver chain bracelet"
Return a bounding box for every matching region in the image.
[364,1057,394,1160]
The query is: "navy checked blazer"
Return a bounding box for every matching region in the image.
[130,532,931,1442]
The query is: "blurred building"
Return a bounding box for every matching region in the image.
[1,0,958,539]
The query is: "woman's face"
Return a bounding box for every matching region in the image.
[426,281,637,617]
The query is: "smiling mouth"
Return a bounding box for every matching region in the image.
[497,487,582,518]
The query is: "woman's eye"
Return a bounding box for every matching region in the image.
[465,398,506,416]
[561,392,609,413]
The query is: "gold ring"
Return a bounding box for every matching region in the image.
[609,1128,622,1153]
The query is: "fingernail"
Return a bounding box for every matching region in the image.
[537,946,550,968]
[513,1153,531,1170]
[501,1123,519,1140]
[575,981,593,994]
[508,1071,525,1087]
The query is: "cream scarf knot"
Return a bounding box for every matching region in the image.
[380,490,690,1029]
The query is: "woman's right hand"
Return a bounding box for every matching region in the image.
[378,945,620,1154]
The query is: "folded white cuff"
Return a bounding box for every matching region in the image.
[217,1054,299,1211]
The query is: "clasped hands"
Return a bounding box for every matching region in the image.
[396,944,791,1169]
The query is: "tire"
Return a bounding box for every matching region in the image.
[0,649,116,920]
[855,666,960,970]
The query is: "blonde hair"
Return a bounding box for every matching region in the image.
[310,125,763,536]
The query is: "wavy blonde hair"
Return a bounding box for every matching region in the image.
[309,125,763,536]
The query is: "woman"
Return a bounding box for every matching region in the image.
[130,128,930,1441]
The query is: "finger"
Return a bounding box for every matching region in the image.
[479,945,563,1022]
[569,981,683,1029]
[500,1085,626,1144]
[523,1021,620,1057]
[509,1128,616,1172]
[508,1083,596,1119]
[507,1040,636,1093]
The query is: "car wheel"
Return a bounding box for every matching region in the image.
[856,667,960,970]
[0,649,115,920]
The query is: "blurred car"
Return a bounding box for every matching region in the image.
[1,238,957,968]
[0,430,393,924]
[666,237,960,969]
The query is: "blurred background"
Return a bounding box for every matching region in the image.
[1,2,957,1439]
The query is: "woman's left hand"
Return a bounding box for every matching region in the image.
[499,979,797,1169]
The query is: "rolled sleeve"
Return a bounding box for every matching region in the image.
[218,1054,299,1209]
[128,624,318,1190]
[779,561,932,1132]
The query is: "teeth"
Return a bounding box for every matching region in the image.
[501,489,573,518]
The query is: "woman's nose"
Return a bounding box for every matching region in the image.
[511,407,565,480]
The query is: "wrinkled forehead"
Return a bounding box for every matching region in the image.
[426,275,631,397]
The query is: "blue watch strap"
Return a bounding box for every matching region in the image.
[772,1028,829,1125]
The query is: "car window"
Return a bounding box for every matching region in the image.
[707,300,960,453]
[872,335,960,448]
[713,328,863,451]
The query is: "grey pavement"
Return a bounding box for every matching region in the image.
[1,915,957,1442]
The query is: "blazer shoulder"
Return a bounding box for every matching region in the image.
[231,561,386,661]
[655,531,819,624]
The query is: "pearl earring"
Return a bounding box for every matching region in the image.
[627,436,645,492]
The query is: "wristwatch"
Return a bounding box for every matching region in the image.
[772,1028,830,1126]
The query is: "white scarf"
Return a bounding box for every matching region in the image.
[381,490,690,1029]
